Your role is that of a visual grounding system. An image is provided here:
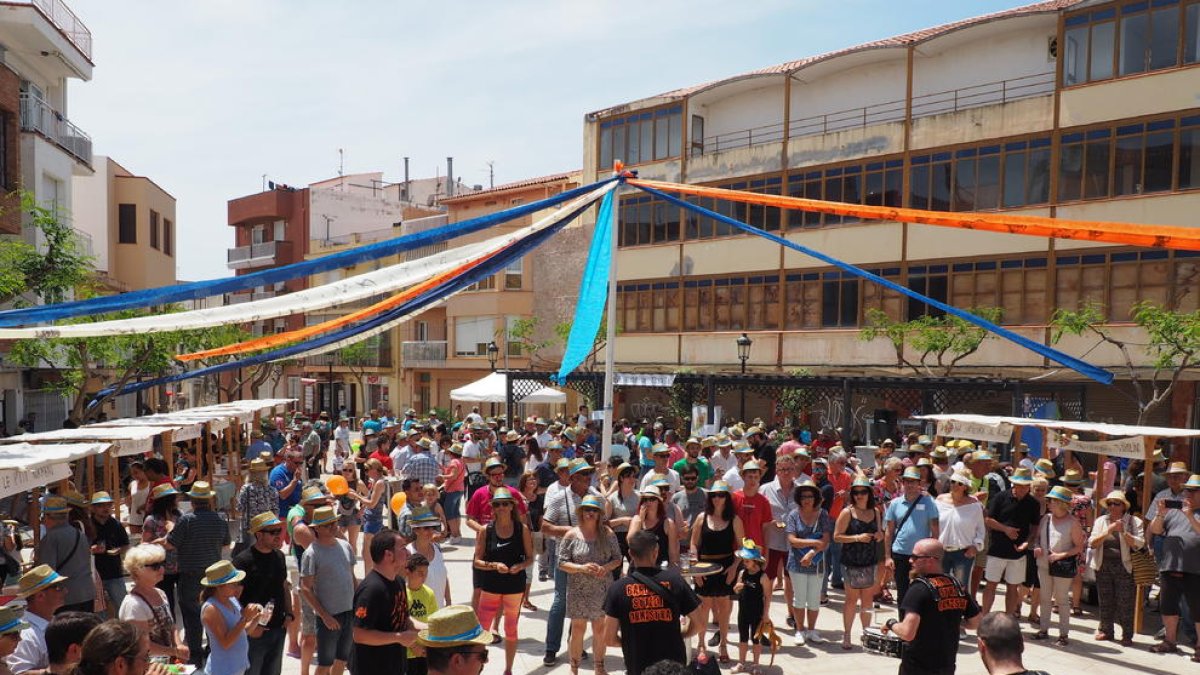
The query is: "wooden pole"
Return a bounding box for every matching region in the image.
[85,455,94,496]
[1133,435,1158,635]
[203,423,214,485]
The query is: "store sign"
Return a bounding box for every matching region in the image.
[0,463,72,499]
[1051,435,1146,460]
[936,419,1014,444]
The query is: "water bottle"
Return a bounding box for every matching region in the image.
[259,600,274,626]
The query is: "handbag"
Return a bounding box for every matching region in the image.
[1044,517,1077,579]
[1129,546,1158,586]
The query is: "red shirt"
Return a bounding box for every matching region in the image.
[465,485,529,525]
[369,449,394,472]
[828,469,853,518]
[732,490,771,548]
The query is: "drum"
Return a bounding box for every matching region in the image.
[861,627,905,658]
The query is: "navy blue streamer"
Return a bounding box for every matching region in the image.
[4,178,616,327]
[637,185,1115,385]
[93,195,603,403]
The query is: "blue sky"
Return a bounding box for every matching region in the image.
[69,0,1026,281]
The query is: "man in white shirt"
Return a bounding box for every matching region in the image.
[464,407,484,425]
[534,418,553,450]
[333,418,352,472]
[708,435,737,479]
[461,423,487,478]
[721,443,757,491]
[639,444,680,494]
[7,565,67,674]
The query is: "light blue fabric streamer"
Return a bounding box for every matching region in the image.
[553,190,614,384]
[92,196,603,403]
[0,178,616,327]
[637,184,1115,385]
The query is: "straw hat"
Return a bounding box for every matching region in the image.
[649,476,671,490]
[416,605,493,649]
[716,435,733,448]
[614,462,635,475]
[554,458,571,471]
[1062,468,1086,485]
[735,538,765,562]
[652,443,671,456]
[901,467,922,481]
[733,442,754,455]
[930,446,949,460]
[505,430,520,442]
[578,494,605,512]
[880,439,896,447]
[1185,474,1200,490]
[0,606,29,635]
[411,512,442,528]
[17,564,68,598]
[201,560,246,587]
[1165,461,1191,475]
[484,457,505,473]
[739,459,763,474]
[309,506,338,528]
[62,490,88,509]
[685,437,701,447]
[490,487,516,504]
[1047,485,1074,503]
[638,487,662,500]
[300,486,327,505]
[249,512,283,534]
[701,436,717,449]
[248,458,269,473]
[793,478,821,500]
[1009,467,1034,485]
[1102,490,1130,509]
[562,428,578,442]
[568,459,595,476]
[41,496,69,515]
[187,481,215,500]
[971,451,994,463]
[150,484,179,501]
[1033,458,1055,478]
[950,471,974,487]
[546,441,564,452]
[916,457,933,467]
[705,480,732,494]
[851,476,873,490]
[89,491,113,505]
[446,443,463,456]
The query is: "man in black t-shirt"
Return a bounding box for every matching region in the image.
[981,468,1041,616]
[233,512,292,675]
[350,530,418,675]
[88,492,130,611]
[883,538,981,675]
[603,530,703,675]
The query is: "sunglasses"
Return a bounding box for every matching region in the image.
[145,562,165,570]
[683,476,699,481]
[580,508,601,515]
[851,490,871,497]
[491,501,513,508]
[910,554,942,562]
[261,529,283,536]
[487,472,505,478]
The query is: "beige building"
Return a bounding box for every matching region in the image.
[73,156,177,292]
[582,0,1200,427]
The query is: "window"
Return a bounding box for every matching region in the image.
[0,113,7,189]
[163,218,173,256]
[1064,1,1199,87]
[465,274,496,292]
[821,273,859,327]
[273,220,286,241]
[118,204,136,244]
[505,316,524,357]
[454,316,495,356]
[252,225,265,244]
[906,265,948,319]
[619,194,680,246]
[149,210,160,250]
[909,153,952,212]
[597,105,683,168]
[998,258,1048,325]
[1059,112,1200,201]
[1179,114,1200,188]
[504,258,523,290]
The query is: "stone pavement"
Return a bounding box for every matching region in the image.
[274,530,1188,675]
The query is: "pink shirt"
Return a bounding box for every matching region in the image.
[667,443,685,466]
[465,485,529,525]
[443,457,465,493]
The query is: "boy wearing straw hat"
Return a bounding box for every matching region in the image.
[5,565,67,674]
[414,605,491,675]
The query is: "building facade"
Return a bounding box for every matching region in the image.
[583,0,1200,426]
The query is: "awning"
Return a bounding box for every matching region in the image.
[0,442,112,499]
[0,427,164,456]
[451,372,567,404]
[916,413,1200,459]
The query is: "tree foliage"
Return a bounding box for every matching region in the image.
[0,193,93,306]
[1051,301,1200,424]
[860,307,1002,377]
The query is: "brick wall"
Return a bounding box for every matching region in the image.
[0,65,21,235]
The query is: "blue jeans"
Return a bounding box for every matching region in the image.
[942,549,973,590]
[544,566,568,655]
[178,573,205,667]
[542,538,558,579]
[102,577,127,614]
[247,625,286,675]
[822,542,842,595]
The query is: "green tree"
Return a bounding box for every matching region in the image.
[1051,301,1200,424]
[778,367,816,424]
[860,307,1002,377]
[335,337,382,411]
[507,316,553,366]
[553,315,609,372]
[0,192,93,306]
[666,368,700,433]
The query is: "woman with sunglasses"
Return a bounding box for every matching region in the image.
[1088,490,1143,645]
[119,543,187,663]
[472,487,532,675]
[358,459,388,575]
[832,476,883,650]
[628,487,678,569]
[335,465,362,553]
[786,479,832,646]
[559,494,622,675]
[1032,486,1085,646]
[688,481,744,663]
[935,471,986,593]
[141,484,182,619]
[605,463,640,577]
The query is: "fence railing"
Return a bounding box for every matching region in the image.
[19,93,91,166]
[694,72,1055,155]
[402,340,447,367]
[17,0,92,60]
[320,225,404,248]
[227,240,287,264]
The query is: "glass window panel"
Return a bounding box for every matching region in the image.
[698,287,713,330]
[1179,128,1200,188]
[840,280,859,326]
[714,286,731,330]
[640,121,654,164]
[652,290,667,332]
[931,162,952,211]
[1084,140,1112,199]
[599,127,612,170]
[637,202,652,244]
[825,176,844,225]
[654,117,670,160]
[1027,148,1051,204]
[842,174,862,209]
[1113,134,1145,196]
[803,284,822,327]
[1058,143,1084,201]
[626,120,641,165]
[865,171,884,206]
[884,168,903,207]
[729,283,746,329]
[1174,261,1200,311]
[1187,3,1200,63]
[763,282,781,329]
[822,281,842,326]
[612,124,627,164]
[1120,11,1150,75]
[1056,267,1082,311]
[1092,21,1117,80]
[1064,25,1090,85]
[1003,151,1028,207]
[1081,266,1107,306]
[1142,260,1171,307]
[665,289,679,331]
[910,164,931,210]
[1024,270,1048,324]
[1149,5,1180,70]
[667,112,683,160]
[1144,130,1174,192]
[683,288,699,330]
[785,282,805,328]
[975,155,1001,210]
[1110,263,1139,319]
[954,157,977,211]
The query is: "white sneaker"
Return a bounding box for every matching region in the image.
[806,630,824,644]
[793,630,806,646]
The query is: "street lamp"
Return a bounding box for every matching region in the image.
[736,333,752,423]
[487,341,499,371]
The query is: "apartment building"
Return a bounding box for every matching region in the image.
[396,171,583,413]
[0,0,93,429]
[72,156,177,292]
[583,0,1200,426]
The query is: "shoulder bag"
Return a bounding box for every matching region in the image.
[1044,516,1078,579]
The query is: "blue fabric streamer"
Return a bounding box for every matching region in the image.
[637,185,1115,385]
[92,196,603,403]
[2,178,616,327]
[553,190,614,384]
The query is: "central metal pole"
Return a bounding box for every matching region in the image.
[600,188,619,465]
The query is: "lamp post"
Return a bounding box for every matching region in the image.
[736,333,752,423]
[487,341,499,418]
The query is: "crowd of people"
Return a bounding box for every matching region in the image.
[1,404,1198,675]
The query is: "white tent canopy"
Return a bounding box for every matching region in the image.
[915,413,1200,439]
[0,442,112,499]
[0,427,166,456]
[450,372,566,404]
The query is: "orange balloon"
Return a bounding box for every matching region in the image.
[390,492,407,515]
[325,475,349,497]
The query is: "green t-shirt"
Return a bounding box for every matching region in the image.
[406,583,438,657]
[672,457,713,486]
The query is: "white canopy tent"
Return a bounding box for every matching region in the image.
[450,372,567,404]
[0,442,112,500]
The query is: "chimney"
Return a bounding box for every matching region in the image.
[446,157,454,197]
[403,157,410,202]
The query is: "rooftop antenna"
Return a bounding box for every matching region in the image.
[338,148,345,190]
[262,174,268,192]
[485,161,495,189]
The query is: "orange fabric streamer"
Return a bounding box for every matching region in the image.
[177,249,501,361]
[627,179,1200,251]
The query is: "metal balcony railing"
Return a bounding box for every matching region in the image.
[402,340,447,367]
[227,240,290,268]
[16,0,93,60]
[19,93,91,166]
[693,72,1055,156]
[307,343,392,368]
[226,289,276,305]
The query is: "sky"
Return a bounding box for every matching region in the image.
[67,0,1027,282]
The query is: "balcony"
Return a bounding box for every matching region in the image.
[402,340,447,368]
[227,240,292,270]
[225,289,276,305]
[307,340,392,368]
[12,0,92,61]
[19,92,91,167]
